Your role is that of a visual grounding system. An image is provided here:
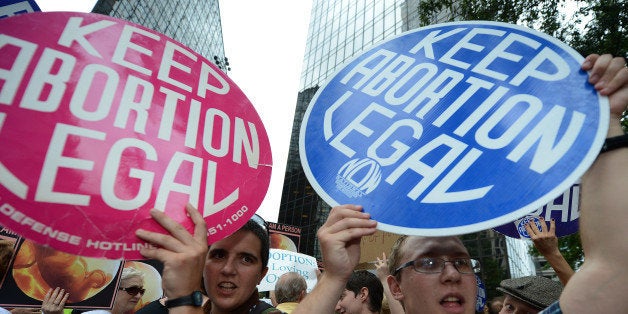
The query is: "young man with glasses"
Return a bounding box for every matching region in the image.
[386,236,481,313]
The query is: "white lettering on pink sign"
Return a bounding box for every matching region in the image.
[0,12,272,259]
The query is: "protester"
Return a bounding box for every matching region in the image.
[134,53,627,314]
[274,272,307,313]
[497,276,562,314]
[388,234,481,313]
[554,53,627,313]
[111,267,145,314]
[136,208,280,314]
[525,218,574,286]
[335,270,383,314]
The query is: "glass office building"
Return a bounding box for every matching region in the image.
[92,0,228,70]
[279,0,523,300]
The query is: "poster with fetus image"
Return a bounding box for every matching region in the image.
[0,228,121,308]
[0,11,272,259]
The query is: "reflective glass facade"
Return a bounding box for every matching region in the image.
[92,0,227,67]
[280,0,520,300]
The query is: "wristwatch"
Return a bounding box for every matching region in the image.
[165,291,203,308]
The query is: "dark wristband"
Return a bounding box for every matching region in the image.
[165,291,203,308]
[600,134,628,153]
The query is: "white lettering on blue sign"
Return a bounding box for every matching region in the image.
[300,21,607,235]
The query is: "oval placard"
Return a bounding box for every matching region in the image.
[300,21,607,236]
[0,12,272,259]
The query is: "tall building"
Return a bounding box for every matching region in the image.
[279,0,520,300]
[92,0,229,71]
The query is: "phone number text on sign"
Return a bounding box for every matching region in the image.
[0,12,272,259]
[300,21,607,236]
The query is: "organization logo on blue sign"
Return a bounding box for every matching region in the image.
[300,21,608,236]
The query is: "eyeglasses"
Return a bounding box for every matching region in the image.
[393,257,481,276]
[118,286,146,296]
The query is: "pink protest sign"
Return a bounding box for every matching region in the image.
[0,12,272,259]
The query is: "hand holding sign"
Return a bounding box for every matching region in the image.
[525,216,575,285]
[583,54,628,121]
[317,205,376,280]
[525,217,558,256]
[136,204,207,301]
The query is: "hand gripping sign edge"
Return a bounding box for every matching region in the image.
[299,20,608,236]
[0,12,273,259]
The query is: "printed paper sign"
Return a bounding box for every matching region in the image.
[268,221,301,251]
[258,249,318,292]
[0,12,272,259]
[300,21,607,236]
[493,183,579,238]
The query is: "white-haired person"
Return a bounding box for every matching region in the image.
[112,267,145,314]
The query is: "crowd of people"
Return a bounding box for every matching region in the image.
[1,53,625,313]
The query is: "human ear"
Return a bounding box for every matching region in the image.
[387,275,404,301]
[258,267,269,284]
[360,287,369,301]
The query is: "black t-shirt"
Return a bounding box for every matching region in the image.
[135,299,168,314]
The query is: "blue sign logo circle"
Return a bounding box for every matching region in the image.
[300,21,608,235]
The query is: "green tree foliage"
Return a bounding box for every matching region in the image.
[416,0,626,58]
[417,0,578,40]
[568,0,627,59]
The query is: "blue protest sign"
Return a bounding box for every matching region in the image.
[475,275,486,313]
[0,0,40,19]
[300,21,608,236]
[493,183,580,238]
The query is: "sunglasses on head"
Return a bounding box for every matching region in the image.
[118,286,145,296]
[250,214,269,236]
